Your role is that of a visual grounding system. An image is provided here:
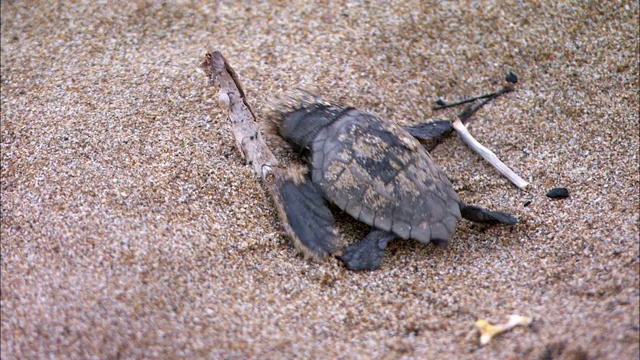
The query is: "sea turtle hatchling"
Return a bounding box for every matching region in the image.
[275,101,518,271]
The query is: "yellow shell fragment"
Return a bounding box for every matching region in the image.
[475,315,532,346]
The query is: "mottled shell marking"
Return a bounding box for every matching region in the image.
[309,107,462,243]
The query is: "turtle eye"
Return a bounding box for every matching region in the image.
[302,148,312,161]
[280,103,337,150]
[279,109,314,147]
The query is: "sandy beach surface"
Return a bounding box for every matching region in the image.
[2,1,638,358]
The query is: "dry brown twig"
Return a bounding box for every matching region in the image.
[200,51,273,176]
[200,51,318,259]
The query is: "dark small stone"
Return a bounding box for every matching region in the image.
[506,71,518,83]
[523,200,532,207]
[546,187,569,199]
[435,99,447,106]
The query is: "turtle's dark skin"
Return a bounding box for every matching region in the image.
[277,102,517,271]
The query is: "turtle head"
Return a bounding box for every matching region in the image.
[279,103,341,153]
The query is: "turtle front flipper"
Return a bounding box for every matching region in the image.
[336,230,396,271]
[280,176,339,258]
[459,204,519,225]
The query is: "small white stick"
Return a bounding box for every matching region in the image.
[452,118,530,190]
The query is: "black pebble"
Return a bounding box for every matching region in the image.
[546,187,569,198]
[435,99,447,106]
[506,72,518,83]
[523,200,532,207]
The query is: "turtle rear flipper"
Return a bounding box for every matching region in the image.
[460,204,518,225]
[403,120,453,141]
[403,120,454,152]
[280,177,339,258]
[336,230,396,271]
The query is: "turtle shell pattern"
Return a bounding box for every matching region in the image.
[310,107,462,243]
